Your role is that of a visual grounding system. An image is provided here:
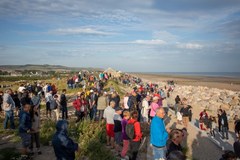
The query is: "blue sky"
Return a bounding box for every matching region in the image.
[0,0,240,72]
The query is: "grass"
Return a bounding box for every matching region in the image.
[0,148,21,160]
[104,79,124,97]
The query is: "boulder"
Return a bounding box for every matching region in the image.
[229,99,239,106]
[223,97,232,104]
[220,104,231,110]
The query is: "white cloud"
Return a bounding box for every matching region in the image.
[49,28,115,36]
[133,39,166,45]
[176,42,203,49]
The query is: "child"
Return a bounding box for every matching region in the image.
[30,106,41,155]
[209,116,216,137]
[19,104,32,159]
[121,110,130,159]
[52,120,79,160]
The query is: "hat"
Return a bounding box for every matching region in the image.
[90,89,94,93]
[153,96,159,101]
[115,107,123,111]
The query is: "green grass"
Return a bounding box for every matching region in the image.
[0,148,21,160]
[104,80,124,97]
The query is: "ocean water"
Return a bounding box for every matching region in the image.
[143,72,240,78]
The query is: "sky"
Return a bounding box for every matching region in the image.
[0,0,240,72]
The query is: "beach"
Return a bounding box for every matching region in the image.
[133,73,240,91]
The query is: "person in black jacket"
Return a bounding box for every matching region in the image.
[12,91,21,116]
[218,109,222,132]
[220,110,229,140]
[60,89,68,119]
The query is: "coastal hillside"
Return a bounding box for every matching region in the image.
[0,64,103,72]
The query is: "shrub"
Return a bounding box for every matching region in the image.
[40,120,56,145]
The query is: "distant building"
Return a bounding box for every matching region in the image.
[10,72,22,77]
[104,67,121,78]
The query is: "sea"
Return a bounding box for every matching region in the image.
[140,72,240,78]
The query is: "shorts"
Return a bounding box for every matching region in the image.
[114,132,122,144]
[19,132,31,148]
[106,124,114,138]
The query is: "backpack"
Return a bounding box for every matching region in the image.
[125,121,137,139]
[50,99,58,110]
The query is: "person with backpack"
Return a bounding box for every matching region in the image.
[127,110,142,160]
[121,110,130,159]
[51,94,60,121]
[103,101,116,149]
[150,108,169,160]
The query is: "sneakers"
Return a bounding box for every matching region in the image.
[37,149,42,155]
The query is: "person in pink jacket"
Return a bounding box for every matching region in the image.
[150,96,160,120]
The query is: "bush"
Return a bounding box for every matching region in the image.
[0,148,20,160]
[73,120,116,160]
[40,120,56,145]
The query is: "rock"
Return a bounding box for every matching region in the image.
[223,98,232,104]
[220,104,231,110]
[229,99,239,106]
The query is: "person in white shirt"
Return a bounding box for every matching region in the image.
[141,95,151,123]
[103,101,116,149]
[123,93,130,110]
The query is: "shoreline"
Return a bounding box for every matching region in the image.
[132,73,240,91]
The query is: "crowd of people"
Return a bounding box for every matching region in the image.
[0,71,240,160]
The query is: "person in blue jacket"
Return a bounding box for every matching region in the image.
[52,120,79,160]
[151,107,169,159]
[19,103,32,159]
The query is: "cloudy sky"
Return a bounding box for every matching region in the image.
[0,0,240,72]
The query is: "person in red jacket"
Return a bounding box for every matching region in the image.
[127,110,142,160]
[73,93,87,122]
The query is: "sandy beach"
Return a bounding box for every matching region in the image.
[133,73,240,91]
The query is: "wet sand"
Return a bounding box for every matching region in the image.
[133,73,240,91]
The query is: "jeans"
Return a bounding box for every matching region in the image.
[152,144,166,160]
[62,107,68,119]
[4,110,15,129]
[30,132,40,149]
[129,141,140,160]
[90,105,97,120]
[222,126,229,139]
